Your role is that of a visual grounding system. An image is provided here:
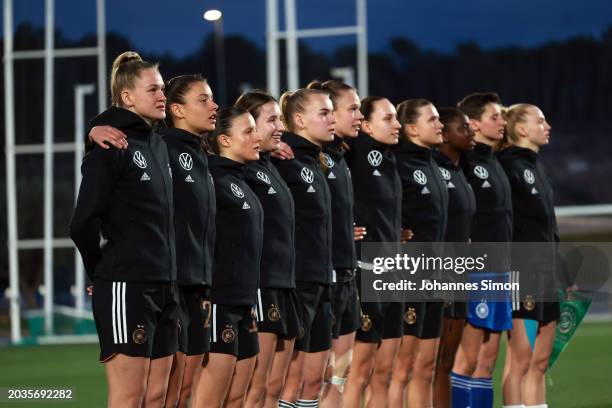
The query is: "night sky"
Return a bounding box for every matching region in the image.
[4,0,612,56]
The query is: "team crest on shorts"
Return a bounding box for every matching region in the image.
[360,314,372,332]
[268,304,281,322]
[475,302,489,319]
[523,295,536,311]
[297,326,306,339]
[222,325,236,343]
[404,308,417,325]
[132,325,147,345]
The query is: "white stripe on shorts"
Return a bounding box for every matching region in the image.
[511,271,520,311]
[121,282,127,343]
[112,282,118,344]
[116,282,123,344]
[212,304,217,343]
[112,282,127,344]
[257,289,264,322]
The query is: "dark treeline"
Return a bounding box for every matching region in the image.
[1,23,611,291]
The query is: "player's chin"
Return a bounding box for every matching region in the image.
[150,111,166,121]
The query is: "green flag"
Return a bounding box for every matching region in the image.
[549,290,592,369]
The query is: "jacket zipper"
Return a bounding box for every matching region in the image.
[149,135,173,281]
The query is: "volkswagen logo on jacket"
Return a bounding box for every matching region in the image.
[474,165,489,179]
[256,171,271,184]
[413,170,428,185]
[300,167,314,183]
[523,169,535,184]
[231,183,245,198]
[179,153,193,171]
[133,151,147,169]
[367,150,382,167]
[439,167,451,181]
[323,153,335,168]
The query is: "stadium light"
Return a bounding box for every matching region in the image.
[203,9,222,21]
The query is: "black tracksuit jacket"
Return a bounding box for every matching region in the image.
[498,146,562,286]
[461,142,513,242]
[433,150,476,242]
[245,153,296,289]
[497,146,556,243]
[323,136,358,281]
[273,132,333,285]
[161,127,216,287]
[345,132,402,253]
[208,155,264,305]
[461,142,513,270]
[394,139,449,242]
[70,107,176,282]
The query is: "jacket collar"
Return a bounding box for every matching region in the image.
[159,127,202,149]
[472,142,494,158]
[395,137,432,158]
[207,154,247,178]
[282,131,321,161]
[497,145,538,163]
[94,107,153,137]
[432,149,458,168]
[353,131,392,151]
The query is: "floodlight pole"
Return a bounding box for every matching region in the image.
[4,0,21,344]
[43,0,56,336]
[74,84,96,317]
[284,0,299,91]
[356,0,368,96]
[266,0,280,97]
[96,0,107,110]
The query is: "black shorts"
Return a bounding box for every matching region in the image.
[295,282,333,353]
[444,301,468,320]
[356,301,404,343]
[177,285,211,356]
[403,301,445,339]
[209,304,259,360]
[512,300,560,324]
[255,287,303,339]
[331,278,361,338]
[92,279,179,362]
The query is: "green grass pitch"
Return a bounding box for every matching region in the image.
[0,321,610,407]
